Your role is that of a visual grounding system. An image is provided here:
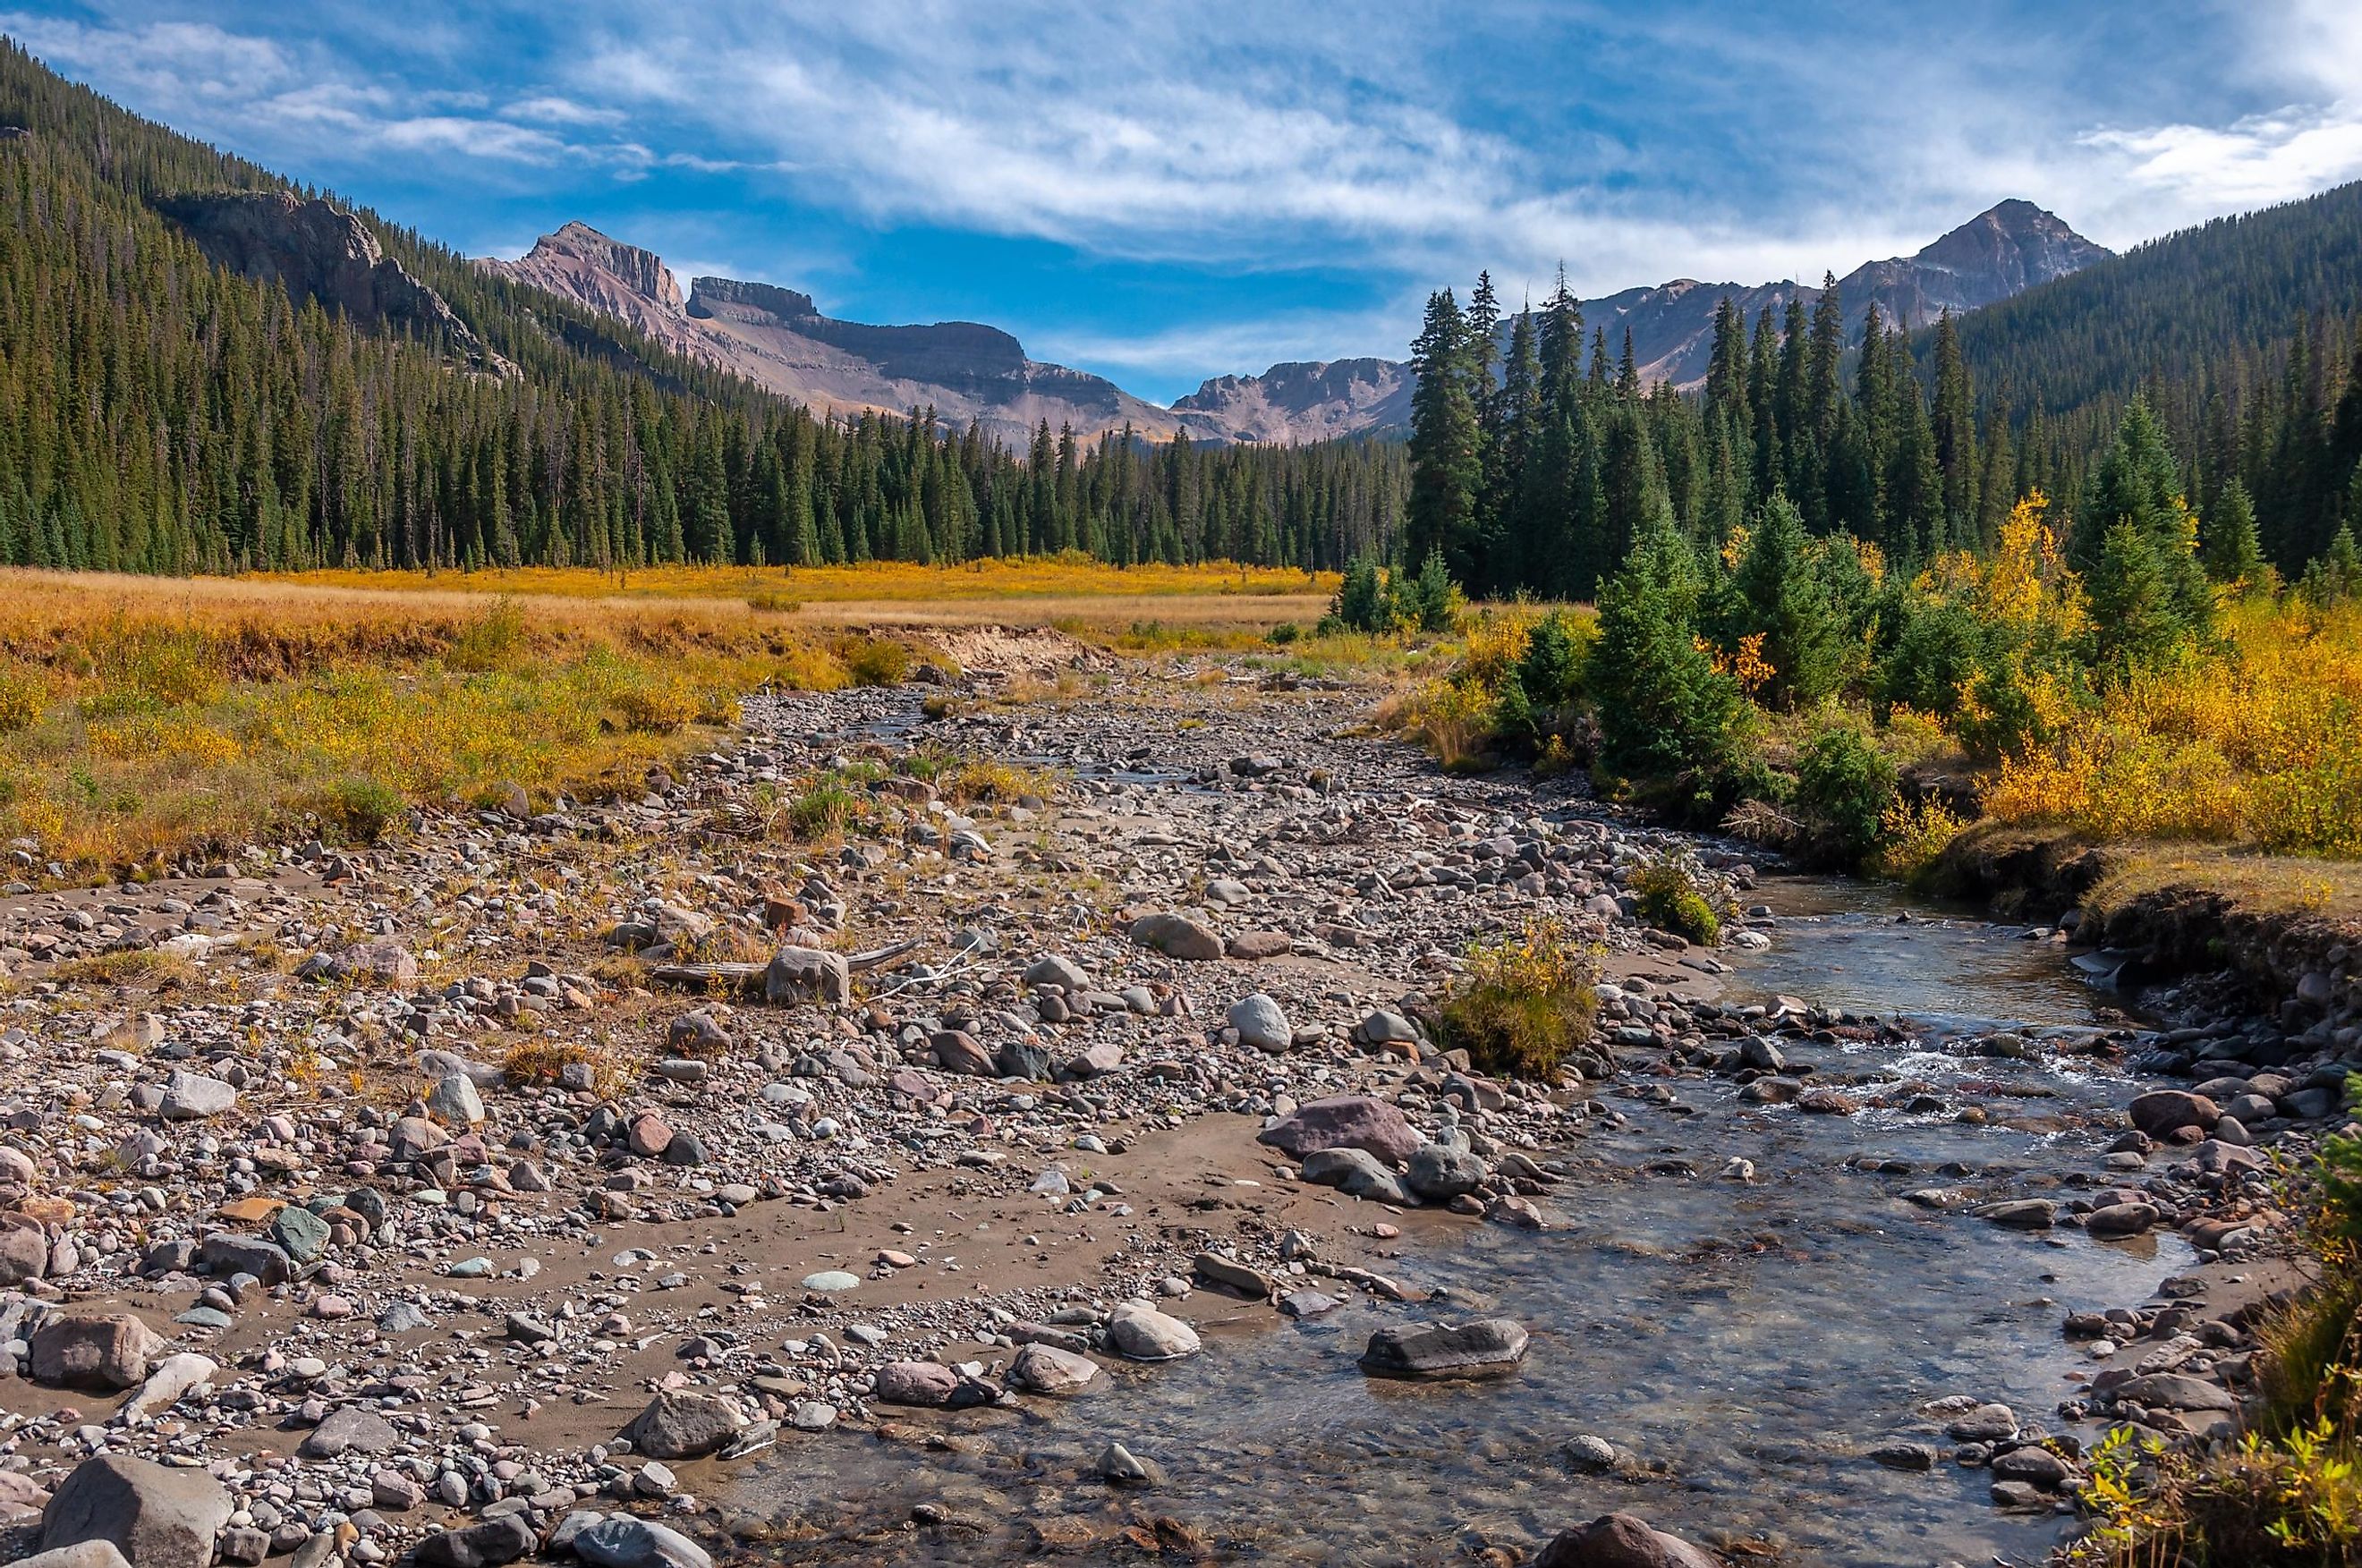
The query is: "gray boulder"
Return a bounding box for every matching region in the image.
[765,945,850,1006]
[297,1404,399,1459]
[39,1454,232,1568]
[1227,993,1293,1051]
[156,1072,236,1123]
[618,1390,745,1459]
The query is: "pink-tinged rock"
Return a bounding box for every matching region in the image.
[1257,1095,1423,1165]
[628,1113,674,1158]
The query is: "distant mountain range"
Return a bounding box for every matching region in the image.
[1175,200,2109,441]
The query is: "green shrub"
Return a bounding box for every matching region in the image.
[843,638,912,686]
[313,775,406,844]
[447,598,529,674]
[1517,611,1592,708]
[1796,723,1899,869]
[1629,854,1722,945]
[784,778,867,839]
[1265,621,1302,645]
[1432,920,1600,1079]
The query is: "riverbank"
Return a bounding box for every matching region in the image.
[0,640,2345,1568]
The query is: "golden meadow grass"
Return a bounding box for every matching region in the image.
[0,572,898,875]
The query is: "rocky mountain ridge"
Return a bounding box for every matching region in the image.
[480,226,1195,447]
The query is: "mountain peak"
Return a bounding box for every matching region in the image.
[1910,200,2109,292]
[511,221,683,313]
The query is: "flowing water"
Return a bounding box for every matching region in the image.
[728,879,2187,1565]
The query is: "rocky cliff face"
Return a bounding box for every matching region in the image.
[478,223,1192,446]
[1176,201,2111,439]
[159,191,507,375]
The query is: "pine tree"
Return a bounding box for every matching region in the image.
[1405,290,1483,581]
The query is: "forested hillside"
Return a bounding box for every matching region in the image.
[0,41,1403,574]
[1401,183,2362,601]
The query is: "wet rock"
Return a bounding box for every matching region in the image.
[1129,912,1224,962]
[1105,1301,1202,1361]
[573,1517,714,1568]
[1991,1445,2074,1491]
[1358,1318,1529,1380]
[1978,1199,2056,1231]
[1944,1403,2019,1441]
[1871,1440,1937,1471]
[1532,1512,1721,1568]
[619,1390,746,1459]
[1257,1095,1423,1165]
[1227,993,1292,1051]
[39,1454,232,1568]
[2109,1373,2240,1412]
[1406,1142,1487,1201]
[1298,1147,1415,1206]
[2085,1202,2159,1240]
[2128,1091,2219,1138]
[1007,1343,1099,1395]
[1099,1441,1162,1486]
[1561,1435,1618,1472]
[30,1311,163,1390]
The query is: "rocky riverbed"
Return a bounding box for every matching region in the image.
[0,633,2349,1568]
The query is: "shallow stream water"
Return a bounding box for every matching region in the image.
[728,879,2188,1565]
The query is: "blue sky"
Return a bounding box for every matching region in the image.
[8,2,2362,403]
